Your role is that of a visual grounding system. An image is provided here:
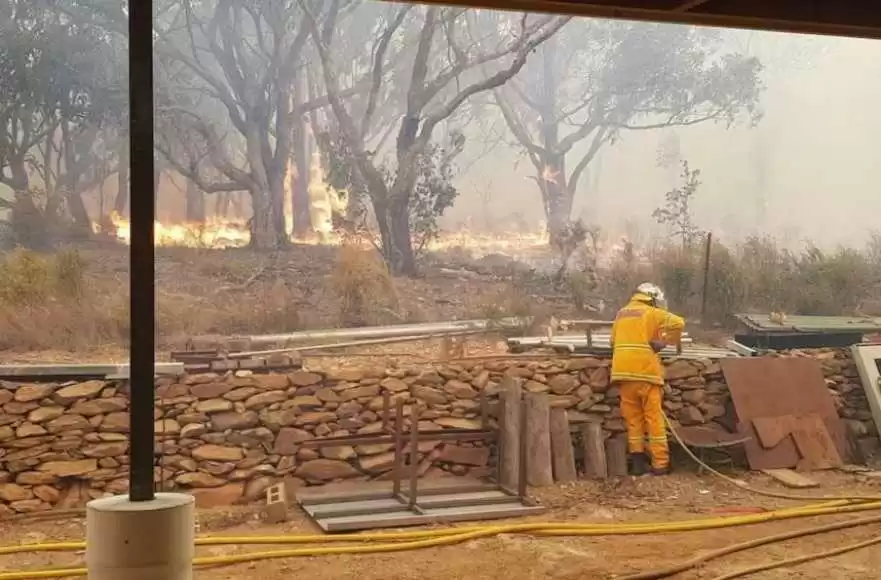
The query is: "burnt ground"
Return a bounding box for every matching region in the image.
[4,470,881,579]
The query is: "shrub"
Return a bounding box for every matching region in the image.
[330,240,399,326]
[598,236,881,325]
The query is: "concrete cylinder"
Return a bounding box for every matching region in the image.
[86,492,195,580]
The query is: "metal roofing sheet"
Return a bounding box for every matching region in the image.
[507,336,741,359]
[736,314,881,334]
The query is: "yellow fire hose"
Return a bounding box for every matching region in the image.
[0,499,879,579]
[1,416,880,578]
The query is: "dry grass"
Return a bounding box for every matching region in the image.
[2,231,880,355]
[0,248,128,351]
[330,239,400,326]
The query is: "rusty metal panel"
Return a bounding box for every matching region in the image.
[720,358,847,470]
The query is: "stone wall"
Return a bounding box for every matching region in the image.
[0,350,874,514]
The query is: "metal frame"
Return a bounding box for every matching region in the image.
[296,390,539,530]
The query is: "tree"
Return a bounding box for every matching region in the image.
[0,0,126,244]
[653,160,702,248]
[495,20,763,244]
[307,2,569,275]
[152,0,365,248]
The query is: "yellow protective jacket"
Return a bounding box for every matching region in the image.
[609,294,686,386]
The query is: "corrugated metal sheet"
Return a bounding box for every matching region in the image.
[507,335,741,359]
[737,314,881,334]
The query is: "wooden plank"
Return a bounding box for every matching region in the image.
[549,408,577,483]
[415,491,516,510]
[605,434,628,477]
[581,422,607,479]
[761,469,820,489]
[296,478,486,504]
[752,416,796,449]
[500,377,522,490]
[792,414,843,470]
[524,392,553,487]
[318,502,546,533]
[306,498,404,519]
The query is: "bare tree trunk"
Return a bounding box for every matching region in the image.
[375,195,415,276]
[291,79,312,235]
[153,163,161,205]
[217,192,231,218]
[268,170,288,245]
[59,122,93,238]
[115,145,129,216]
[7,158,49,249]
[249,186,275,249]
[185,178,205,222]
[541,153,573,244]
[65,189,92,238]
[535,37,573,244]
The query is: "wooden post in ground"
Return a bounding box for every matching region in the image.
[549,408,577,483]
[581,422,607,479]
[500,377,522,491]
[525,392,554,487]
[605,434,628,477]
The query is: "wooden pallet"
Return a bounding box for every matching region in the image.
[296,480,544,533]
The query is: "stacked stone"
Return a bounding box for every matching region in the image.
[0,351,874,512]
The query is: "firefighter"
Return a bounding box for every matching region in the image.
[609,283,685,476]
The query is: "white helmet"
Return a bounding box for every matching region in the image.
[635,282,667,309]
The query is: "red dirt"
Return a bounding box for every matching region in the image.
[4,470,881,579]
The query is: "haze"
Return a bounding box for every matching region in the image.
[443,28,881,250]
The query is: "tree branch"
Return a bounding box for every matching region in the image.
[493,90,546,165]
[156,142,245,194]
[418,17,571,145]
[361,4,412,139]
[567,126,608,195]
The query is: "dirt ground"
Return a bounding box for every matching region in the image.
[5,470,881,579]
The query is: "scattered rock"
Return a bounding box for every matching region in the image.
[296,459,359,482]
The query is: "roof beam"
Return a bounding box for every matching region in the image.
[402,0,881,40]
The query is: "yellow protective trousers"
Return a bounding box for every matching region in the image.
[619,381,669,469]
